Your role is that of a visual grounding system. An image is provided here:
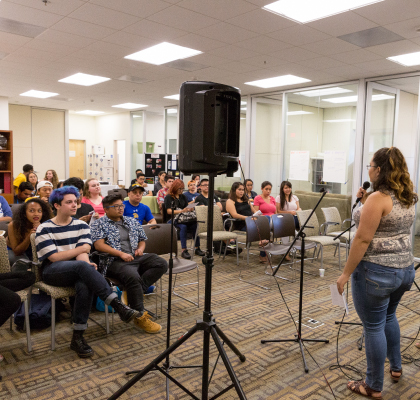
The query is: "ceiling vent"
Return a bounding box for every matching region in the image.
[117,75,150,84]
[338,27,404,48]
[164,59,208,72]
[0,17,46,38]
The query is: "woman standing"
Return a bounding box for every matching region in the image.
[44,169,59,189]
[164,179,204,260]
[276,181,301,230]
[244,179,258,201]
[337,147,417,399]
[81,178,105,217]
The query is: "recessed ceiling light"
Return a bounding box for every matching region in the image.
[164,94,180,100]
[133,115,142,118]
[241,107,247,111]
[166,109,177,114]
[112,103,148,109]
[76,110,105,116]
[20,90,59,99]
[125,42,202,65]
[287,111,313,115]
[59,73,110,86]
[263,0,384,24]
[322,94,393,103]
[294,87,352,97]
[388,51,420,66]
[323,119,356,122]
[245,74,310,88]
[241,101,247,105]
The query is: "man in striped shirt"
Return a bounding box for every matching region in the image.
[35,186,139,358]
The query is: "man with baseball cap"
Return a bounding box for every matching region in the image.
[37,180,53,202]
[123,184,156,225]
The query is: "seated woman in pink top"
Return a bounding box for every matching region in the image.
[81,178,105,217]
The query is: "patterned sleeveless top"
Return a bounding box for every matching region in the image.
[353,192,414,268]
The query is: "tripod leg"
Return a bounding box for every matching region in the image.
[210,327,247,400]
[108,325,198,400]
[214,324,246,362]
[297,339,309,373]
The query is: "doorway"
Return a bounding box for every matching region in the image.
[69,139,85,179]
[114,140,126,187]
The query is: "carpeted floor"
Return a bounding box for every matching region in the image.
[1,241,420,400]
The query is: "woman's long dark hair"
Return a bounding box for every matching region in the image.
[244,179,253,195]
[13,198,53,242]
[279,181,293,211]
[372,147,418,207]
[229,182,248,202]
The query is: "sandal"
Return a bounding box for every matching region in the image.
[0,354,3,362]
[389,368,402,382]
[259,240,269,247]
[347,380,382,399]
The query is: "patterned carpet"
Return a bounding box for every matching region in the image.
[1,241,420,400]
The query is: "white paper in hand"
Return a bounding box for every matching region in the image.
[330,284,349,315]
[253,210,263,217]
[186,202,198,209]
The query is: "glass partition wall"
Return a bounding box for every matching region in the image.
[131,111,144,178]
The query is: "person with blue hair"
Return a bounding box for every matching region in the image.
[35,186,139,358]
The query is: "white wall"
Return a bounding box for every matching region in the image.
[0,97,9,130]
[145,111,165,154]
[68,114,96,155]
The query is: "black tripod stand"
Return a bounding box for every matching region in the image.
[261,190,329,373]
[108,173,247,400]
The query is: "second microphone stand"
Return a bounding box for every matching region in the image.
[261,190,330,373]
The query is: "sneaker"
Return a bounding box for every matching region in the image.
[195,248,205,256]
[110,298,140,323]
[134,312,162,334]
[181,250,191,259]
[145,285,156,295]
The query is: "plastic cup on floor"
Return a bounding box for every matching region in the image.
[319,268,325,277]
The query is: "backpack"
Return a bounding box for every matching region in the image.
[14,291,65,330]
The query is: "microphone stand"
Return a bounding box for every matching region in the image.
[261,190,329,373]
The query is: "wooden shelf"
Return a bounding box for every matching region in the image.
[0,170,11,173]
[0,150,11,152]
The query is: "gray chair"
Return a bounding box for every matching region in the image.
[107,188,128,198]
[9,204,21,216]
[142,224,199,316]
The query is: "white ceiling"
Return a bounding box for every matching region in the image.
[1,0,420,114]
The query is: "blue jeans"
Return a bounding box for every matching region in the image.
[171,221,200,249]
[351,260,415,391]
[43,260,117,330]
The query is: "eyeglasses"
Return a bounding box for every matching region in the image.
[366,164,378,170]
[201,184,209,187]
[106,204,125,210]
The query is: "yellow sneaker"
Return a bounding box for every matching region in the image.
[134,312,162,334]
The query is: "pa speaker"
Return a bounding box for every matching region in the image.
[179,81,240,175]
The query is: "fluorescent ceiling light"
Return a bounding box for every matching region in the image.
[241,101,247,105]
[388,51,420,66]
[166,109,177,114]
[164,94,180,100]
[59,73,110,86]
[241,107,247,111]
[322,94,393,103]
[125,42,202,65]
[112,103,148,109]
[245,74,310,88]
[76,110,105,116]
[323,119,356,123]
[294,87,352,97]
[287,111,313,115]
[20,90,58,99]
[240,117,246,120]
[263,0,384,24]
[133,115,142,118]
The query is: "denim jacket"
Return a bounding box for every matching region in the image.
[91,215,147,275]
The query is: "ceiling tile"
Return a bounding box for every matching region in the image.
[366,39,420,57]
[124,19,188,41]
[338,27,405,48]
[236,35,292,54]
[227,9,297,34]
[7,0,87,16]
[83,41,138,58]
[385,17,420,40]
[296,57,347,70]
[196,22,258,44]
[218,61,262,74]
[208,45,260,61]
[22,39,80,55]
[354,58,405,71]
[241,54,290,68]
[300,38,360,56]
[101,31,157,50]
[329,49,383,64]
[68,3,139,30]
[147,5,219,32]
[189,52,234,67]
[322,65,367,79]
[176,0,257,21]
[172,33,225,52]
[0,31,31,53]
[267,25,331,46]
[53,17,117,39]
[307,11,378,37]
[36,29,96,48]
[270,47,319,62]
[90,0,170,18]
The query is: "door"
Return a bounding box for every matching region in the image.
[69,139,85,179]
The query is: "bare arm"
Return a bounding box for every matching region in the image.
[135,240,146,257]
[147,218,157,225]
[216,202,223,212]
[226,199,246,220]
[8,222,34,256]
[48,244,91,262]
[0,216,12,222]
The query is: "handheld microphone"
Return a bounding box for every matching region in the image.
[353,181,370,208]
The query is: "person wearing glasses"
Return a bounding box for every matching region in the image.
[337,147,417,399]
[195,179,223,211]
[91,194,167,334]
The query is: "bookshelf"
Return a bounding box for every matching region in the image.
[0,131,13,204]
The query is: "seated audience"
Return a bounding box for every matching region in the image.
[44,169,59,189]
[27,172,38,190]
[123,184,156,225]
[14,182,34,204]
[81,178,105,217]
[135,173,152,196]
[164,179,204,260]
[0,195,12,223]
[91,194,166,334]
[157,174,174,212]
[185,180,200,203]
[192,174,201,192]
[35,186,138,358]
[253,181,276,216]
[130,169,143,186]
[57,181,64,189]
[63,177,98,223]
[37,180,54,203]
[153,171,166,195]
[13,164,33,194]
[195,179,223,211]
[8,198,52,266]
[244,179,258,200]
[276,180,301,230]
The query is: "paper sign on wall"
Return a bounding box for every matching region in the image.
[69,151,76,157]
[289,151,309,181]
[323,151,346,183]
